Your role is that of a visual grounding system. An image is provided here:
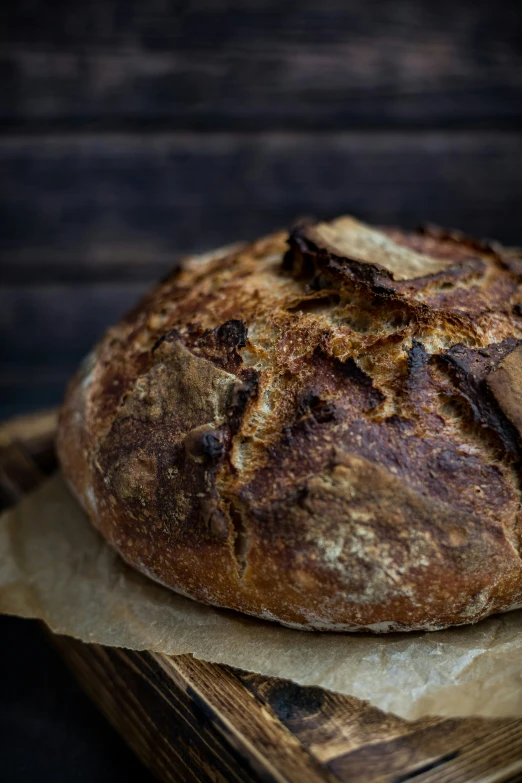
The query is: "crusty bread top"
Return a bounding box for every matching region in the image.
[58,216,522,631]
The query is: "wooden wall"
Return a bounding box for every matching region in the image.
[1,0,522,417]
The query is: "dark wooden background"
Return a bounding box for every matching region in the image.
[1,0,522,419]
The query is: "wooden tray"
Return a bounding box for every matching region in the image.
[1,409,522,783]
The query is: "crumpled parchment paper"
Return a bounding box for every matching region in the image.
[1,473,521,720]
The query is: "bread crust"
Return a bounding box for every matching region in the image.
[57,218,522,631]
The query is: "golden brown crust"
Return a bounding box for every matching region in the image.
[57,218,522,631]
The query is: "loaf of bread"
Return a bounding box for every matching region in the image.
[57,216,522,632]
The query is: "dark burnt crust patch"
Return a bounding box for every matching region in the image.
[335,356,386,410]
[437,338,522,458]
[314,347,386,411]
[407,339,430,381]
[215,319,248,349]
[285,218,489,304]
[404,340,436,417]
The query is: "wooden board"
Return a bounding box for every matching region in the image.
[2,132,522,285]
[2,0,521,130]
[1,409,522,783]
[0,284,146,420]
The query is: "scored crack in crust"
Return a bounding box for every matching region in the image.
[57,216,522,632]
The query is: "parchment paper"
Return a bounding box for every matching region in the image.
[1,473,521,720]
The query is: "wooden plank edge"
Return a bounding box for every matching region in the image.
[153,653,338,783]
[50,638,255,783]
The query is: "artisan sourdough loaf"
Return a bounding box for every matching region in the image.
[58,216,522,631]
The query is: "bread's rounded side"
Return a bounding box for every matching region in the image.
[57,224,522,631]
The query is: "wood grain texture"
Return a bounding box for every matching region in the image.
[0,284,145,418]
[49,642,256,783]
[1,0,521,130]
[2,132,522,284]
[1,410,522,783]
[155,655,337,782]
[0,284,146,365]
[239,674,522,783]
[0,369,74,422]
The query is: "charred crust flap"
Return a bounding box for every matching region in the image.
[438,338,522,456]
[285,217,487,298]
[286,216,450,279]
[282,221,316,277]
[486,345,522,440]
[285,222,388,291]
